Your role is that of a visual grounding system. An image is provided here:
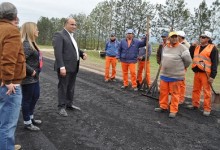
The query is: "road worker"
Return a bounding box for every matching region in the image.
[104,32,120,82]
[137,34,152,88]
[177,31,190,104]
[156,31,169,65]
[118,29,147,91]
[154,31,192,118]
[187,31,219,117]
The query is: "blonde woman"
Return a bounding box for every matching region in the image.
[20,22,43,131]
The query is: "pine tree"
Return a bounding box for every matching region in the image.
[151,0,190,42]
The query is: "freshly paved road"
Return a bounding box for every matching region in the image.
[15,57,220,150]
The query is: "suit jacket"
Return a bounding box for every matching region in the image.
[52,29,84,73]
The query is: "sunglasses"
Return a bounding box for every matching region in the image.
[200,36,207,39]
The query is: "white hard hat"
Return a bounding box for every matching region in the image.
[177,31,186,37]
[126,29,134,34]
[201,31,212,39]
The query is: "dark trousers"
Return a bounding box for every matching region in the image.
[57,72,77,108]
[21,81,40,121]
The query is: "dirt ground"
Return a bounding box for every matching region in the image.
[15,51,220,150]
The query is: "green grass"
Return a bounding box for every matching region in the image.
[86,50,220,92]
[39,45,53,49]
[85,50,104,63]
[40,45,220,92]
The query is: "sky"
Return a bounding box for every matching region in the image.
[3,0,216,25]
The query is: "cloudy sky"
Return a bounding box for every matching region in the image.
[4,0,215,25]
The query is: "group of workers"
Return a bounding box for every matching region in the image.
[104,29,150,91]
[104,29,219,118]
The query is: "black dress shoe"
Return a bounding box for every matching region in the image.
[66,105,81,111]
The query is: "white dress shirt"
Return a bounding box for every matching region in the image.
[65,29,79,60]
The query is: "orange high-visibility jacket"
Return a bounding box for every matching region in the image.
[192,44,215,73]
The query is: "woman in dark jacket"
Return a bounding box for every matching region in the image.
[20,22,43,131]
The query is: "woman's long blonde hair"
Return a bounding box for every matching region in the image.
[20,22,39,50]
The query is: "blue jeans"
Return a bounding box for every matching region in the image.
[21,82,40,123]
[0,85,22,150]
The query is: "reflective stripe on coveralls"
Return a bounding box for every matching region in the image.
[192,44,214,73]
[191,44,214,112]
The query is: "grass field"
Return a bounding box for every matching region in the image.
[40,45,220,93]
[86,50,219,89]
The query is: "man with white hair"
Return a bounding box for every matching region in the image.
[0,2,26,150]
[187,31,219,117]
[177,31,190,48]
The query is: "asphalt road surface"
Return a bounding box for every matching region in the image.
[15,58,220,150]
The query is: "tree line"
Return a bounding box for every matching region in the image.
[36,0,220,50]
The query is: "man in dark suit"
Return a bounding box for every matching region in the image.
[52,18,87,117]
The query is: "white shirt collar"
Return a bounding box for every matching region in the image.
[64,28,74,36]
